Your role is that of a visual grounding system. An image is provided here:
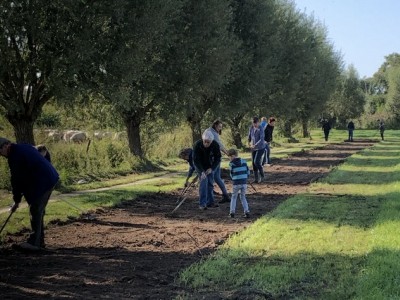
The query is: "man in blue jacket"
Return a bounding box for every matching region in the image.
[0,137,59,251]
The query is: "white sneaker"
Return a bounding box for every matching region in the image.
[19,242,41,251]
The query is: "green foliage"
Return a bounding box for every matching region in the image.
[35,112,62,128]
[106,144,124,168]
[326,66,366,128]
[360,53,400,129]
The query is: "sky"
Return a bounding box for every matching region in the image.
[293,0,400,78]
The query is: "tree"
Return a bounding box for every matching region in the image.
[89,0,182,157]
[169,0,238,143]
[216,0,281,148]
[326,66,366,127]
[0,1,101,143]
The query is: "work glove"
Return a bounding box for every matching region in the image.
[184,181,189,188]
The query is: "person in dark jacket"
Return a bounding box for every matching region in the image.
[178,148,196,187]
[262,117,275,166]
[227,148,250,218]
[0,138,59,251]
[347,121,355,141]
[378,120,385,140]
[322,119,331,141]
[192,130,221,210]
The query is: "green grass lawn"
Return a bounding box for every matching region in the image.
[179,132,400,299]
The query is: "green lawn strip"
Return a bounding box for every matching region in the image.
[0,178,182,240]
[179,136,400,298]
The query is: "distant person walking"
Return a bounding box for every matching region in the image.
[206,120,230,203]
[378,120,385,141]
[227,149,250,218]
[347,121,355,142]
[322,119,331,141]
[0,138,59,251]
[248,117,265,183]
[192,130,221,210]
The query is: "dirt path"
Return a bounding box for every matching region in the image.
[0,141,374,299]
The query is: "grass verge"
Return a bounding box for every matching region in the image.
[179,134,400,299]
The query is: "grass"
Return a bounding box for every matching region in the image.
[179,132,400,299]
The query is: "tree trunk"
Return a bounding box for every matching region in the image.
[228,117,244,148]
[186,108,203,144]
[283,120,292,138]
[124,117,143,158]
[189,119,202,144]
[302,120,309,138]
[8,117,35,144]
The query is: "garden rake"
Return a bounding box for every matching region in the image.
[171,176,198,213]
[175,176,198,204]
[60,198,97,220]
[0,210,14,236]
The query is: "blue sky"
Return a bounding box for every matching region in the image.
[293,0,400,78]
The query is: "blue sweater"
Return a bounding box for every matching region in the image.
[8,143,59,204]
[229,157,249,185]
[248,125,265,151]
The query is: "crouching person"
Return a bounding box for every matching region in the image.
[0,138,59,251]
[178,147,196,187]
[227,148,250,218]
[193,130,221,210]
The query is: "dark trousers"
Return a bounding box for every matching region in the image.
[380,131,384,140]
[262,143,271,165]
[348,130,353,141]
[252,149,265,180]
[27,188,54,247]
[324,130,330,141]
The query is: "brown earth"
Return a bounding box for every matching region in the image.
[0,141,375,299]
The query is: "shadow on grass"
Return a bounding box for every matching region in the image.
[270,193,382,228]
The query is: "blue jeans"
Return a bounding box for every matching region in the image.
[197,171,215,207]
[214,163,228,196]
[262,143,271,165]
[252,149,264,180]
[230,184,249,214]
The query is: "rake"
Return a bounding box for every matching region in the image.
[60,198,97,220]
[0,210,14,236]
[171,176,198,213]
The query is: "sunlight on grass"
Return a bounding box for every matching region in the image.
[179,134,400,298]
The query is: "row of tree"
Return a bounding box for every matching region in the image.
[362,53,400,127]
[1,0,371,157]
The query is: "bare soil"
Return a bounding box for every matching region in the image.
[0,141,374,299]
